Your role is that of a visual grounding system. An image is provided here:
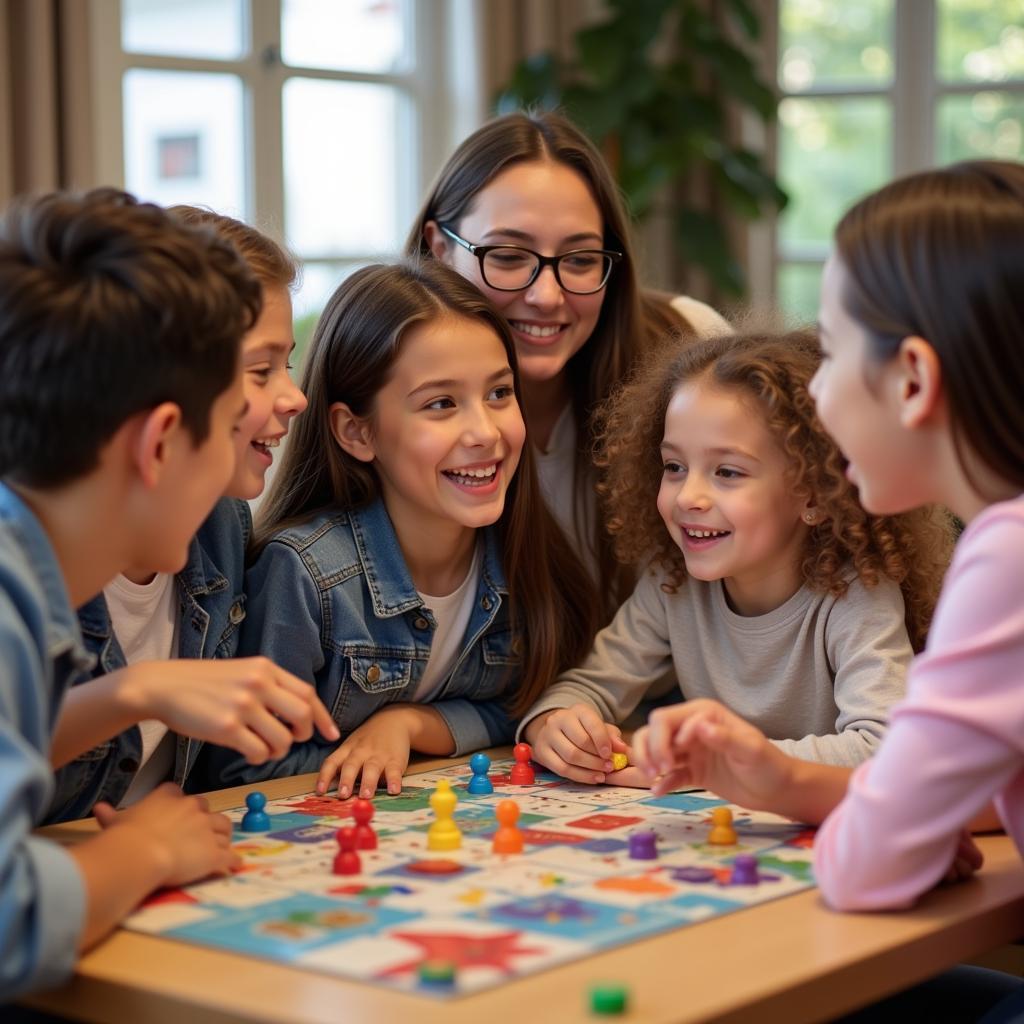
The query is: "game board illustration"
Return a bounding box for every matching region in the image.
[123,759,816,998]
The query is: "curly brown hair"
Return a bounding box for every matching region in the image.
[595,330,955,651]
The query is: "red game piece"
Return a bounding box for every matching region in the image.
[510,742,536,785]
[333,826,361,875]
[493,799,524,854]
[352,797,377,850]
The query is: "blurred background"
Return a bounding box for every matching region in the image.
[2,0,1021,360]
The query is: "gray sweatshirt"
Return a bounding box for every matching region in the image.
[521,567,912,766]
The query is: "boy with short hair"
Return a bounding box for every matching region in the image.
[0,188,323,999]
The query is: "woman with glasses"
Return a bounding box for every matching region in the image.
[406,111,730,618]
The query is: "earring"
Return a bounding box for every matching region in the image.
[803,511,817,525]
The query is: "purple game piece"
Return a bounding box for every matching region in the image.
[669,866,716,884]
[731,854,760,885]
[628,830,658,860]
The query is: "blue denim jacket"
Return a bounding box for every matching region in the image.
[45,498,251,823]
[194,498,521,789]
[0,483,93,998]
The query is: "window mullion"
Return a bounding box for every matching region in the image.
[893,0,936,175]
[248,0,285,235]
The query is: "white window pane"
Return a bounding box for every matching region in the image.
[282,0,410,72]
[122,0,246,60]
[778,97,892,250]
[937,1,1024,83]
[938,92,1024,161]
[777,263,824,323]
[284,79,407,257]
[779,0,893,91]
[293,262,370,369]
[123,70,247,216]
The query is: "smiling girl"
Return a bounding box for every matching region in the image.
[196,260,598,798]
[521,330,954,784]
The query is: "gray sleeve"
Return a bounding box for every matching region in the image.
[774,578,911,767]
[517,571,674,739]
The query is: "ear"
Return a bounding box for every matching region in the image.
[894,336,943,429]
[132,402,184,489]
[329,402,375,463]
[801,503,820,526]
[423,220,452,263]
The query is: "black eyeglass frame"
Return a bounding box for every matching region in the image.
[439,224,623,295]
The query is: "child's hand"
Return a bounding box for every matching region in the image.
[316,708,414,799]
[125,657,340,763]
[632,699,791,810]
[93,783,240,888]
[941,830,984,886]
[524,704,629,784]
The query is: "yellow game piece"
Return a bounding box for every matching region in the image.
[427,779,462,851]
[611,752,629,771]
[707,806,737,845]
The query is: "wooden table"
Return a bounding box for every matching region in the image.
[23,752,1024,1024]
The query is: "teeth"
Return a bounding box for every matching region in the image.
[685,528,728,538]
[510,321,562,338]
[253,437,281,448]
[446,465,497,479]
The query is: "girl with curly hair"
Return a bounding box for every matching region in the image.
[521,328,954,784]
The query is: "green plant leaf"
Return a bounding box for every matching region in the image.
[675,208,745,294]
[494,52,563,113]
[716,147,789,211]
[724,0,760,40]
[562,84,625,141]
[699,39,777,119]
[578,23,627,87]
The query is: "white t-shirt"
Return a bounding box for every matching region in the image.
[103,572,179,806]
[413,544,482,702]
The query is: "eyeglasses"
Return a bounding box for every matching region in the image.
[439,225,622,295]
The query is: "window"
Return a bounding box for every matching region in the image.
[89,0,480,350]
[775,0,1024,320]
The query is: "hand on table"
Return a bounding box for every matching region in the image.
[316,707,417,799]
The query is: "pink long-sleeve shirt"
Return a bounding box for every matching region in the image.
[814,494,1024,910]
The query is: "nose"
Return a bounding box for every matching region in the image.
[277,377,308,417]
[675,471,710,511]
[523,263,565,309]
[461,401,501,447]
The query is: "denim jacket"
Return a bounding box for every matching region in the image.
[45,498,251,823]
[0,483,93,998]
[194,498,521,789]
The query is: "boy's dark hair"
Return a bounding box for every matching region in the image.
[0,187,262,488]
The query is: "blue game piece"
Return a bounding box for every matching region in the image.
[467,752,493,795]
[241,791,271,832]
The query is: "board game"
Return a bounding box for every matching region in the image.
[123,758,816,998]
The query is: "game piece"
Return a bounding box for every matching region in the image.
[240,791,270,832]
[427,779,462,851]
[590,982,629,1015]
[628,830,657,860]
[610,752,629,771]
[707,806,737,845]
[510,742,536,785]
[467,752,494,794]
[352,797,377,849]
[731,854,760,885]
[493,798,524,854]
[407,859,464,875]
[333,826,361,875]
[418,959,456,988]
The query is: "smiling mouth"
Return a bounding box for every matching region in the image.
[509,320,566,339]
[251,436,281,457]
[684,527,730,539]
[442,463,499,487]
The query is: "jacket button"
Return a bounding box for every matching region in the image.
[481,595,493,611]
[228,602,245,625]
[366,664,381,684]
[414,616,430,630]
[118,758,139,773]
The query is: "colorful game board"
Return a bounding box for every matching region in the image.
[124,760,815,997]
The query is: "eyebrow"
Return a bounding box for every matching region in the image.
[481,227,604,247]
[407,366,513,399]
[246,339,296,357]
[659,441,761,463]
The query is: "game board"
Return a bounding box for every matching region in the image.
[123,759,816,998]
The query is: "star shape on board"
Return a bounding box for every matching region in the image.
[378,929,547,977]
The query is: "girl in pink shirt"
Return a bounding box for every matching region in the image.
[631,157,1024,1021]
